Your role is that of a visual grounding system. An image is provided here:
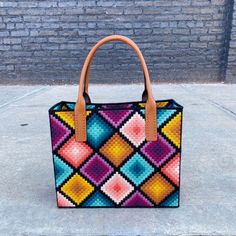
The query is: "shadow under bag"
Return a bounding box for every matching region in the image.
[49,35,183,208]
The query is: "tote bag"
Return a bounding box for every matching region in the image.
[49,35,183,208]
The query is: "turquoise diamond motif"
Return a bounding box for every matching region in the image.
[86,104,95,109]
[82,191,114,207]
[87,113,113,149]
[53,104,61,111]
[67,103,75,110]
[160,190,179,207]
[141,109,177,127]
[120,153,154,186]
[157,110,176,126]
[54,155,73,187]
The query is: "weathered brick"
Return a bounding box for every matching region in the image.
[25,23,41,29]
[3,38,21,44]
[38,30,57,36]
[12,44,23,50]
[134,1,153,7]
[97,1,113,7]
[0,31,10,37]
[4,16,22,23]
[191,28,208,34]
[124,8,142,15]
[172,0,190,6]
[211,0,225,6]
[58,1,77,7]
[105,8,124,15]
[173,29,190,35]
[143,8,161,14]
[15,23,24,29]
[0,23,6,29]
[44,16,60,22]
[60,44,83,50]
[0,2,17,7]
[23,16,41,22]
[192,0,210,6]
[76,2,95,8]
[190,42,208,48]
[11,30,29,37]
[0,9,7,16]
[17,2,38,8]
[182,7,201,14]
[134,29,152,35]
[0,45,10,50]
[41,44,59,50]
[200,35,217,41]
[38,1,57,8]
[64,8,84,15]
[86,8,105,15]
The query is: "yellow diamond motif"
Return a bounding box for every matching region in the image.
[156,101,169,108]
[55,111,92,130]
[86,110,92,116]
[138,101,169,108]
[100,133,133,167]
[55,111,75,129]
[162,112,182,148]
[61,173,94,205]
[141,173,175,204]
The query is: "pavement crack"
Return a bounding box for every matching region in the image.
[206,100,236,117]
[179,84,236,121]
[0,87,49,111]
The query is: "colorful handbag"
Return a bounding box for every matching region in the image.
[49,35,183,208]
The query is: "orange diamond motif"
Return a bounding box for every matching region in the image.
[61,173,94,205]
[100,133,133,167]
[141,173,175,204]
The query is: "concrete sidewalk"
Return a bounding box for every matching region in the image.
[0,84,235,236]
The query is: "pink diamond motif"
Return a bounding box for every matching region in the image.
[58,135,93,168]
[161,153,180,186]
[57,191,75,207]
[101,173,134,204]
[120,112,145,147]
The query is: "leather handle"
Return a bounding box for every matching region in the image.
[75,35,157,142]
[84,61,147,98]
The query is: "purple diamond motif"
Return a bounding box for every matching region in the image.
[101,104,132,109]
[50,115,71,150]
[141,134,175,167]
[122,191,153,207]
[80,153,114,186]
[99,109,133,128]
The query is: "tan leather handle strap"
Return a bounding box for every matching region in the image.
[84,66,147,103]
[75,35,157,142]
[84,60,147,96]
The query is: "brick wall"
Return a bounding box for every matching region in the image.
[0,0,235,84]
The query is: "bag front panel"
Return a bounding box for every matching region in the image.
[49,102,182,208]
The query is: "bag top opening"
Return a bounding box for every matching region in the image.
[49,99,183,112]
